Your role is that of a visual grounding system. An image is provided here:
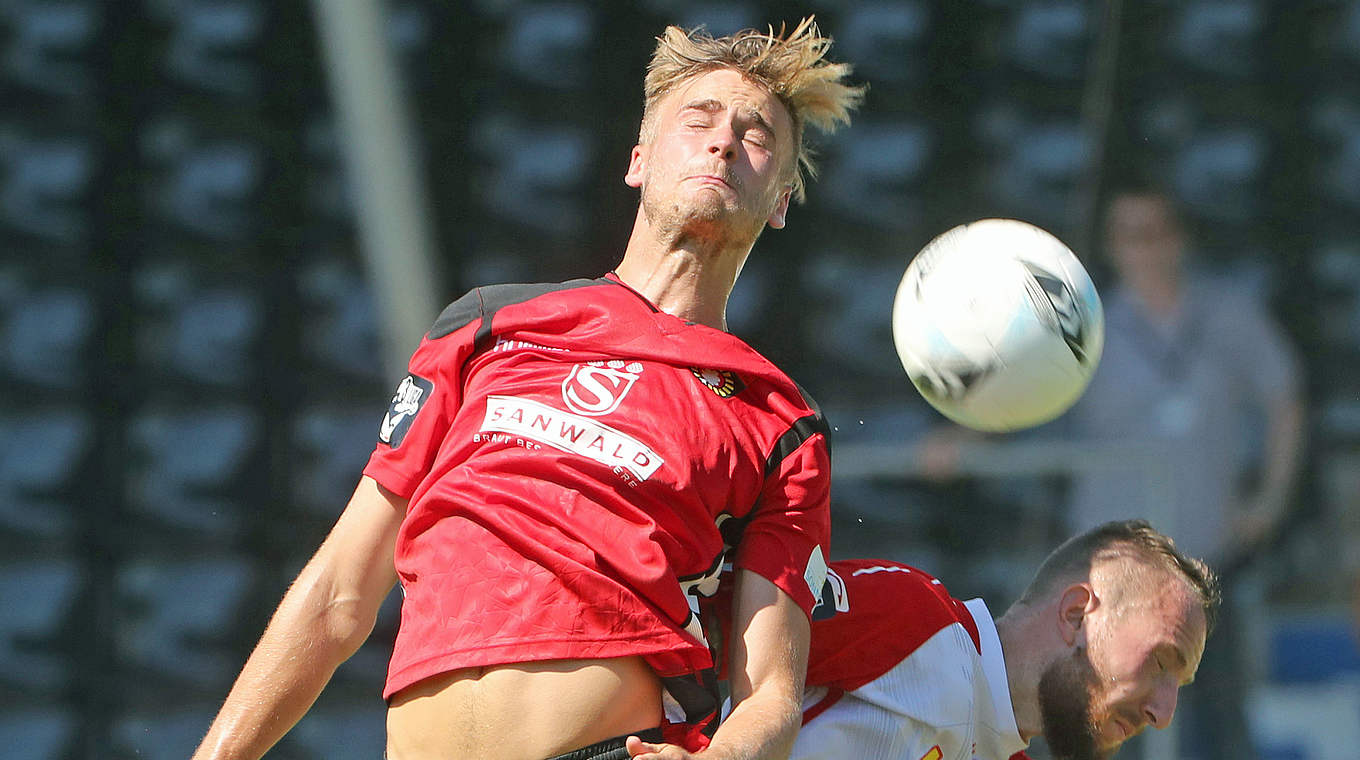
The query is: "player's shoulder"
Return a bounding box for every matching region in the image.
[829,559,944,592]
[823,559,978,648]
[428,277,609,339]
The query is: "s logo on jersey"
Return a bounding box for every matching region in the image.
[379,373,434,448]
[563,360,643,416]
[690,367,745,398]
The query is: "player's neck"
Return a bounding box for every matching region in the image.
[616,210,753,330]
[994,611,1044,742]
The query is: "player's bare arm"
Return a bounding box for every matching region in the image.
[191,476,404,760]
[629,569,810,760]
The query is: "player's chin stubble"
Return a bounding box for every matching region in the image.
[1037,647,1110,760]
[642,189,762,252]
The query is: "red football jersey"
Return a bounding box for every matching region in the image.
[795,560,1029,760]
[363,275,831,749]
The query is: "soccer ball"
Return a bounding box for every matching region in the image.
[891,218,1104,432]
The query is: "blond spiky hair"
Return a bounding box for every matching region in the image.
[640,17,865,203]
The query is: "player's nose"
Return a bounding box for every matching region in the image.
[1143,682,1179,730]
[705,120,738,161]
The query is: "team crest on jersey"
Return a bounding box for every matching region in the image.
[379,373,434,448]
[562,360,644,416]
[689,367,744,398]
[919,746,942,760]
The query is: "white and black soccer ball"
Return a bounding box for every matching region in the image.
[891,218,1104,432]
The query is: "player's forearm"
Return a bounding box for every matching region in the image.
[701,686,802,760]
[191,572,379,759]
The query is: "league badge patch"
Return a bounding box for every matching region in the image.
[690,367,744,398]
[379,373,434,448]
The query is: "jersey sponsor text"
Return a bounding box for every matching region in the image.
[482,395,663,480]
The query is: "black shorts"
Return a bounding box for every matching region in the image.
[543,727,664,760]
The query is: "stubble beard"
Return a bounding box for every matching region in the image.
[1037,647,1111,760]
[641,177,767,254]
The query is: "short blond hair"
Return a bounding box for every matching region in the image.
[640,17,865,203]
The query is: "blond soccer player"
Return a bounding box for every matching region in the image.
[192,18,863,760]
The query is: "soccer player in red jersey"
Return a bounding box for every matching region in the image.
[710,520,1219,760]
[192,18,863,760]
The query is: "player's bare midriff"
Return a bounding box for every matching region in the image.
[385,655,664,760]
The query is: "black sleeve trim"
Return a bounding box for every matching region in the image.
[764,412,831,476]
[427,277,607,344]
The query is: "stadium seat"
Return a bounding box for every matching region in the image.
[497,3,595,89]
[0,129,91,246]
[125,405,260,538]
[0,406,91,494]
[0,708,77,760]
[132,262,264,389]
[301,117,355,225]
[470,114,592,236]
[800,251,917,393]
[1307,95,1360,210]
[141,116,262,243]
[0,284,95,390]
[1166,0,1266,79]
[289,704,387,760]
[289,405,384,517]
[0,559,81,695]
[153,0,263,97]
[113,708,223,760]
[0,407,87,551]
[973,106,1089,229]
[296,257,384,384]
[837,1,931,87]
[114,556,255,690]
[1309,239,1360,353]
[1001,0,1092,81]
[1169,125,1268,223]
[0,0,98,99]
[816,119,933,232]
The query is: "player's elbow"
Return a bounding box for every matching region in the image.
[323,595,382,657]
[284,572,384,659]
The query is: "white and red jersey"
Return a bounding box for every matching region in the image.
[793,560,1030,760]
[363,274,831,750]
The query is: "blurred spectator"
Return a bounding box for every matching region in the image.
[1061,183,1307,760]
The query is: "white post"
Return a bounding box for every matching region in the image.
[310,0,442,381]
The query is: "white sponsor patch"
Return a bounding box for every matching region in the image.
[803,545,829,601]
[481,395,664,480]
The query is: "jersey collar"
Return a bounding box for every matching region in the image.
[965,598,1028,759]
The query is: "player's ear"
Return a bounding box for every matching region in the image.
[1057,583,1094,646]
[766,187,792,229]
[624,145,647,188]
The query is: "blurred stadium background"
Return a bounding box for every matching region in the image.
[2,1,1359,758]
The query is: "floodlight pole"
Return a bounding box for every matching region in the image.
[311,0,441,382]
